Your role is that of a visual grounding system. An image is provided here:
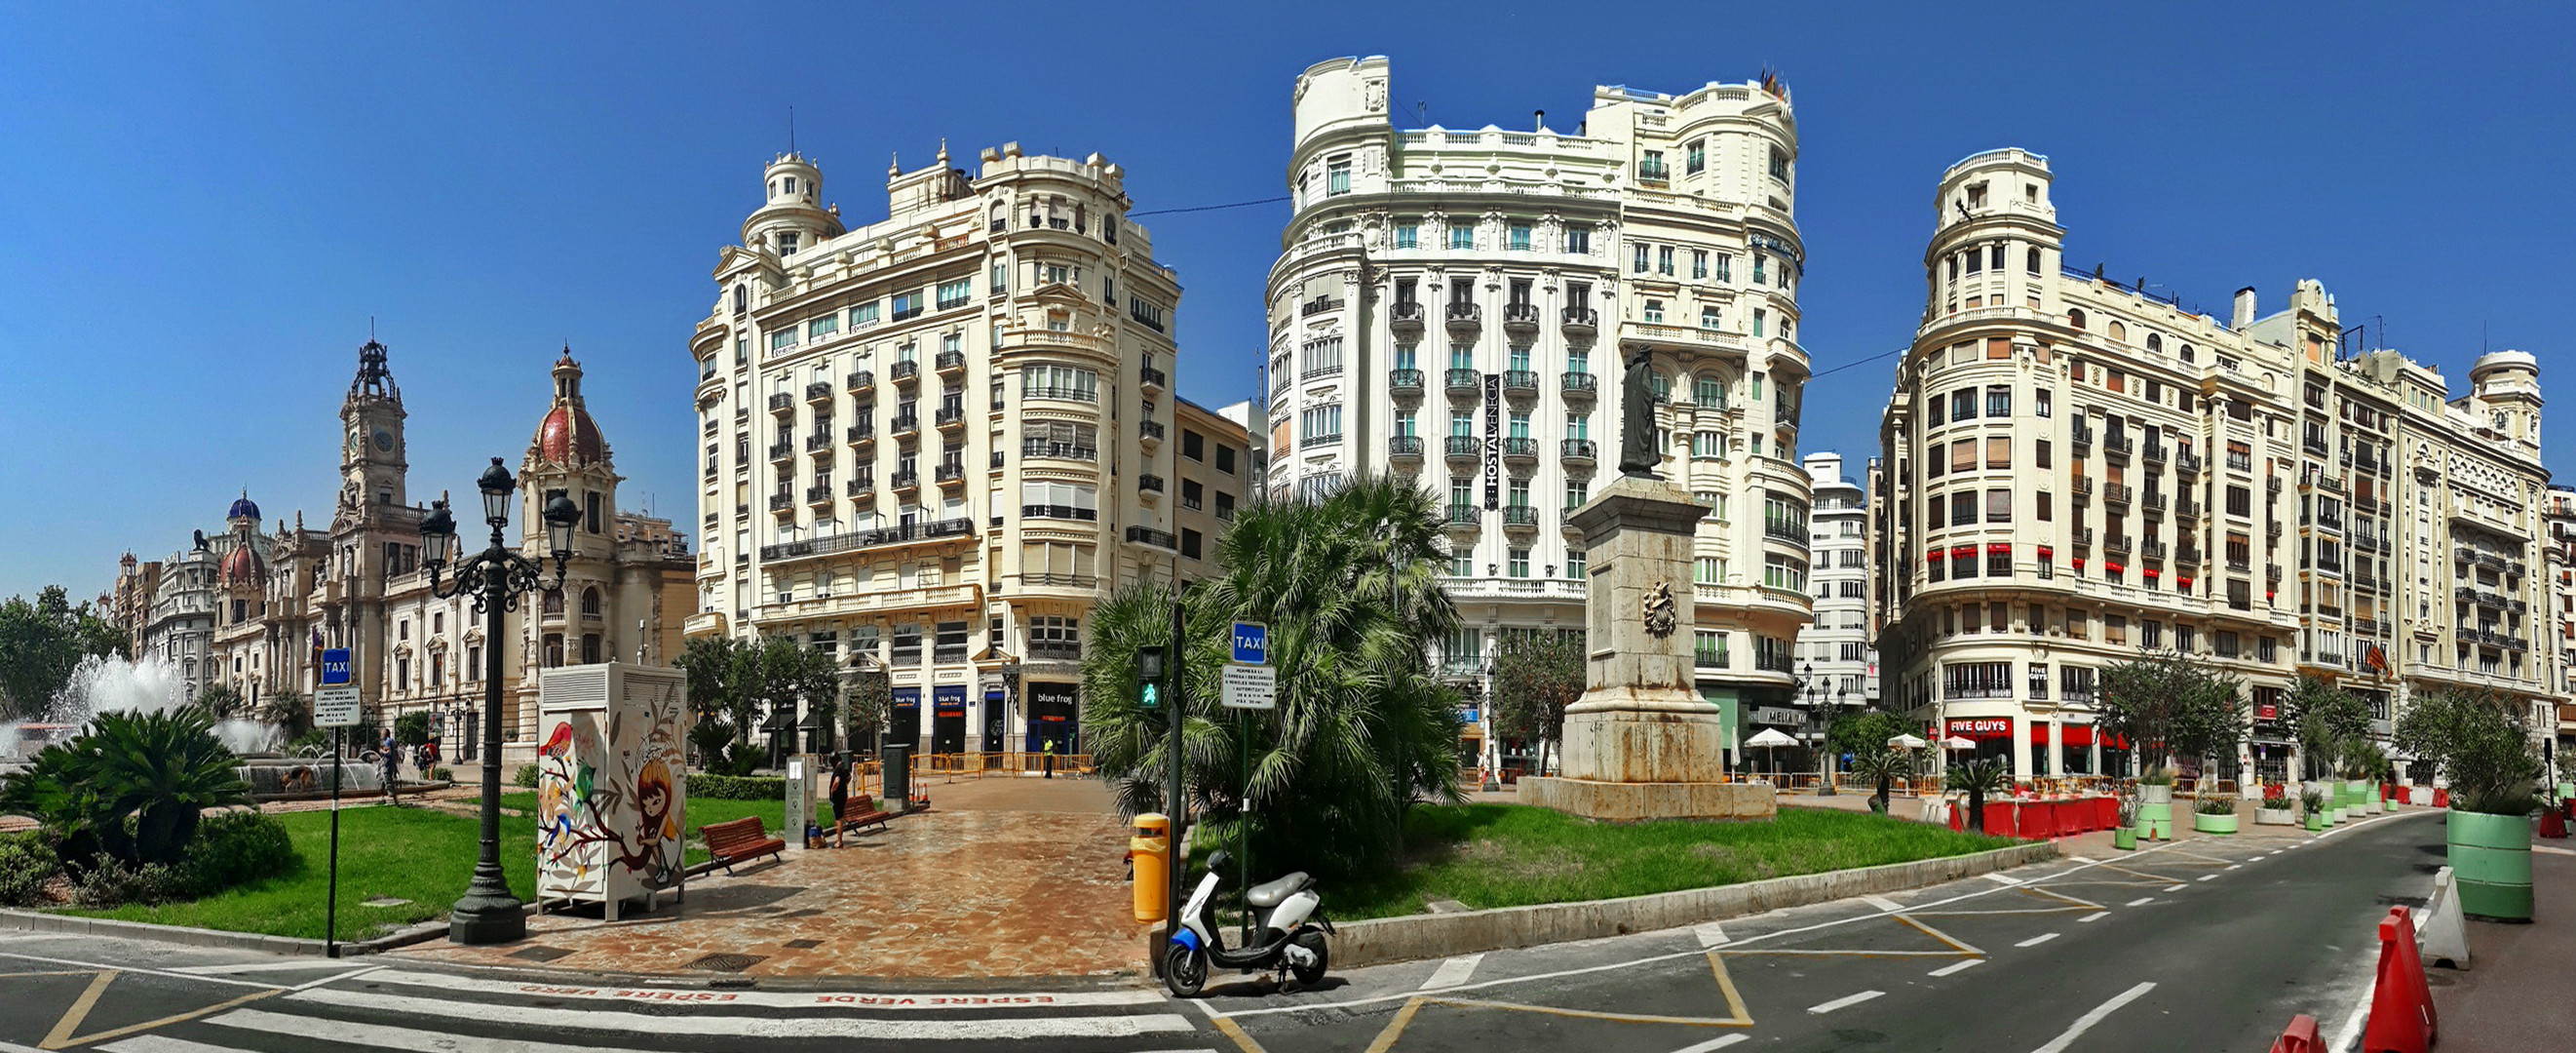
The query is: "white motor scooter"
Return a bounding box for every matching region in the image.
[1163,849,1331,997]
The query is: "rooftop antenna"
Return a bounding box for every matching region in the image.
[1413,100,1430,126]
[788,105,796,154]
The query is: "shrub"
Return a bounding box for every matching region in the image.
[2136,766,2174,786]
[287,728,331,758]
[173,811,294,898]
[687,773,785,800]
[429,766,453,782]
[514,763,540,788]
[2195,798,2239,815]
[0,831,60,906]
[0,709,250,872]
[394,711,434,747]
[2300,790,2327,816]
[72,858,183,908]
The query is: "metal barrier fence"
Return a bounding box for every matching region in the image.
[906,752,1096,782]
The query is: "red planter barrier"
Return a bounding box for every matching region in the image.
[2362,907,2436,1053]
[1984,800,2018,838]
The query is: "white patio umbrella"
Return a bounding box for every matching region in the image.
[1888,733,1929,750]
[1748,727,1798,781]
[1941,735,1978,751]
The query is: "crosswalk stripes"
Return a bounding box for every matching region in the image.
[92,963,1211,1053]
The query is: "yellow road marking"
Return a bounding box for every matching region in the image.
[1708,951,1752,1027]
[1211,1013,1270,1053]
[1362,995,1426,1053]
[55,988,278,1049]
[0,971,97,979]
[1423,996,1747,1026]
[1895,913,1985,957]
[1358,953,1756,1049]
[40,971,115,1050]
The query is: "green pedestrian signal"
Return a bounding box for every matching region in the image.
[1141,682,1161,710]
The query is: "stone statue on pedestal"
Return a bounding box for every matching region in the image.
[1619,347,1658,479]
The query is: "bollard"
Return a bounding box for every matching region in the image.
[1127,812,1171,923]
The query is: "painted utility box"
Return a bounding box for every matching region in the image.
[535,662,688,919]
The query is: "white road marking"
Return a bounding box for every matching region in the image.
[1669,1035,1750,1052]
[1982,874,2023,886]
[2197,875,2218,882]
[0,1039,50,1053]
[1695,921,1731,948]
[0,951,279,991]
[2126,897,2156,907]
[276,989,1196,1040]
[103,1037,264,1053]
[1807,990,1885,1014]
[353,967,1168,1008]
[2226,864,2241,870]
[168,960,366,976]
[2026,982,2158,1053]
[1860,895,1903,913]
[1421,954,1483,990]
[205,1011,639,1053]
[2066,856,2096,863]
[2015,933,2060,948]
[1927,958,1984,977]
[2164,883,2189,892]
[2535,844,2576,856]
[2077,911,2109,922]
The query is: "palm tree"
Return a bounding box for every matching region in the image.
[1084,473,1466,878]
[61,709,250,866]
[192,682,249,721]
[1846,746,1916,815]
[1946,757,2011,833]
[256,687,310,741]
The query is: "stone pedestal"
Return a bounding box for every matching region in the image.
[1520,476,1776,822]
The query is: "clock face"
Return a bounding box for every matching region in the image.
[347,427,364,452]
[372,428,395,452]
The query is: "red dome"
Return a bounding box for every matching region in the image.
[219,545,260,586]
[536,404,606,465]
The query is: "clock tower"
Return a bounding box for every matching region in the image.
[340,338,408,517]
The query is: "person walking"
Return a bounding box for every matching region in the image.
[381,731,402,803]
[1042,737,1055,779]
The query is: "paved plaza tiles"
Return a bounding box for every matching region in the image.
[395,775,1150,980]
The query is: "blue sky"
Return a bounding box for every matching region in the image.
[5,3,2572,604]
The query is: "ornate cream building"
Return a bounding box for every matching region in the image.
[1263,58,1815,769]
[686,143,1247,757]
[114,340,692,758]
[1870,147,2555,786]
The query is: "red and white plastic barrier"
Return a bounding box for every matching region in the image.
[2361,906,2438,1053]
[2268,1013,2323,1053]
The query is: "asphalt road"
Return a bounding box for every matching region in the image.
[0,809,2438,1053]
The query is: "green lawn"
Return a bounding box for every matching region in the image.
[1326,803,2019,920]
[66,804,538,942]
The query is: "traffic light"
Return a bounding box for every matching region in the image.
[1138,645,1166,709]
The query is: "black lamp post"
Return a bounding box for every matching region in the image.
[1798,661,1841,796]
[419,457,580,945]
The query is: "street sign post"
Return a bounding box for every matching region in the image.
[1222,622,1275,710]
[316,647,353,956]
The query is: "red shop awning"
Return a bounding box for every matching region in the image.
[1986,543,2011,555]
[1927,548,1945,561]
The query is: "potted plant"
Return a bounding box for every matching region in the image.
[2113,796,2140,850]
[2192,796,2241,835]
[2134,766,2175,840]
[1946,758,2011,835]
[2255,786,2295,826]
[2301,789,2328,833]
[2345,740,2389,815]
[2395,686,2543,922]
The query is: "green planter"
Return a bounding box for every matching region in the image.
[2113,828,2138,850]
[2304,812,2326,832]
[2136,785,2173,840]
[2447,810,2533,921]
[2193,811,2240,835]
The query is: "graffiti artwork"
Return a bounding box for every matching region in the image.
[535,664,689,917]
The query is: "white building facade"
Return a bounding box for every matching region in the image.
[688,143,1241,758]
[1800,452,1877,727]
[1870,147,2555,787]
[1264,58,1815,769]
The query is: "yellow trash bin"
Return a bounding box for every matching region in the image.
[1127,812,1171,923]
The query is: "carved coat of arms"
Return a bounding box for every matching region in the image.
[1641,581,1676,638]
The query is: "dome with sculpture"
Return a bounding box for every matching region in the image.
[530,349,611,468]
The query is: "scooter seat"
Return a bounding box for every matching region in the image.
[1245,872,1310,909]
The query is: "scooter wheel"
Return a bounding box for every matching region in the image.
[1163,945,1209,998]
[1289,930,1328,987]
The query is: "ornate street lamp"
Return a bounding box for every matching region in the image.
[419,457,580,945]
[1797,661,1841,797]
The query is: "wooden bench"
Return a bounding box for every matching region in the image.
[835,795,896,837]
[700,816,785,874]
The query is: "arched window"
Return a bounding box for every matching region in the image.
[2026,248,2042,275]
[2145,333,2163,354]
[581,587,601,616]
[732,285,746,314]
[1694,373,1727,409]
[2107,320,2128,342]
[987,203,1005,232]
[2067,308,2087,331]
[2178,343,2197,364]
[1649,370,1672,401]
[542,590,564,615]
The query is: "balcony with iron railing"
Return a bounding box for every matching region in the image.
[1764,522,1808,547]
[804,381,833,404]
[2176,545,2205,566]
[1501,437,1538,463]
[767,492,793,512]
[890,360,920,383]
[1501,370,1540,397]
[1389,368,1425,396]
[1561,370,1596,399]
[1445,503,1481,527]
[1126,526,1177,550]
[1444,302,1481,332]
[2103,433,2134,460]
[767,441,794,462]
[2104,483,2134,506]
[768,392,794,413]
[805,484,833,505]
[1139,474,1165,493]
[804,432,832,453]
[1444,435,1481,464]
[2073,476,2095,497]
[2143,489,2167,512]
[2104,534,2133,555]
[1139,366,1166,391]
[1502,505,1540,529]
[1390,300,1426,334]
[845,475,874,498]
[936,462,966,486]
[892,470,920,491]
[892,413,920,438]
[1021,439,1097,461]
[2143,538,2169,560]
[936,406,966,430]
[2071,427,2094,455]
[2175,496,2202,519]
[1138,419,1164,443]
[2143,443,2168,465]
[1503,302,1542,334]
[1300,296,1344,317]
[1561,439,1596,464]
[1561,307,1598,338]
[846,370,874,393]
[1445,369,1482,397]
[2175,450,2205,476]
[935,350,966,375]
[1388,436,1424,462]
[758,517,975,563]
